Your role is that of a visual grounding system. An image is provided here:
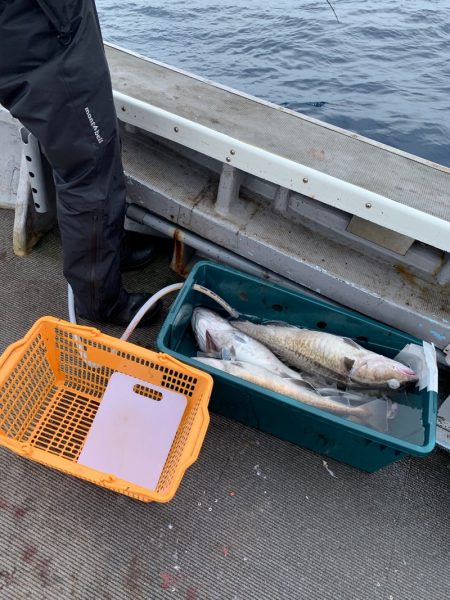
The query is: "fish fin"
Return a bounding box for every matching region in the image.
[317,387,353,398]
[197,351,221,359]
[285,377,318,392]
[205,330,218,353]
[343,357,355,372]
[343,338,362,349]
[318,388,352,406]
[221,347,235,361]
[233,333,249,344]
[233,360,246,369]
[265,320,305,330]
[302,374,326,387]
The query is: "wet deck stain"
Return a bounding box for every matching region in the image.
[126,556,144,594]
[0,497,31,520]
[307,147,326,160]
[14,506,31,520]
[37,557,52,587]
[22,547,38,564]
[19,545,56,589]
[0,567,16,592]
[394,264,417,285]
[160,571,178,590]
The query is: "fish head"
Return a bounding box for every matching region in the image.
[191,308,234,352]
[350,355,418,389]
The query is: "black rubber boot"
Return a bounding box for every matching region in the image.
[120,231,160,272]
[79,290,163,327]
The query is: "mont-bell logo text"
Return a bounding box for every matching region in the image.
[85,107,103,144]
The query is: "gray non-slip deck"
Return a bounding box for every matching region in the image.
[0,209,449,600]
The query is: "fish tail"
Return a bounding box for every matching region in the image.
[353,399,393,432]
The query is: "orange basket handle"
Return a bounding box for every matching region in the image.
[0,318,102,375]
[43,317,103,339]
[0,337,29,371]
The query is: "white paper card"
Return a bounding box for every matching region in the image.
[78,372,187,490]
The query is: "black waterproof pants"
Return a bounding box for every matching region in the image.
[0,0,125,320]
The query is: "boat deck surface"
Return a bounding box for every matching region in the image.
[0,209,449,600]
[107,45,450,223]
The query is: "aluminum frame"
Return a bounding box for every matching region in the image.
[113,90,450,253]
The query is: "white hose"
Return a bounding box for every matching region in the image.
[120,283,239,342]
[67,281,239,342]
[120,283,183,341]
[68,284,77,324]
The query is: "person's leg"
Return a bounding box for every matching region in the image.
[0,0,160,324]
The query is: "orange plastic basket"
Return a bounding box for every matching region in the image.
[0,317,213,502]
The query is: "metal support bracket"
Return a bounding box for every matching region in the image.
[215,163,244,215]
[20,128,50,214]
[13,130,56,256]
[437,253,450,286]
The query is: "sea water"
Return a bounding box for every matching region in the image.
[97,0,450,166]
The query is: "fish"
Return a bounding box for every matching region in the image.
[191,308,304,380]
[316,387,399,419]
[194,357,393,430]
[232,320,418,391]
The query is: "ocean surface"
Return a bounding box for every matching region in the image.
[96,0,450,167]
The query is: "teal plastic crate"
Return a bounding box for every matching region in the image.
[157,261,438,472]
